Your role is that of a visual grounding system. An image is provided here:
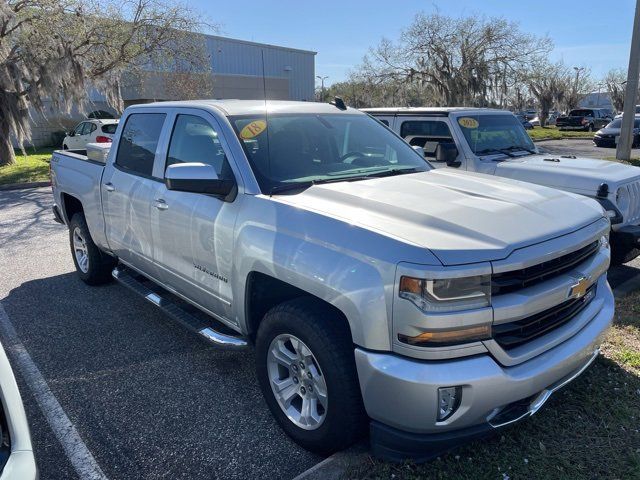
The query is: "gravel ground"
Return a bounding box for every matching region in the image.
[0,188,321,480]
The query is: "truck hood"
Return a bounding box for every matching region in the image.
[495,153,640,194]
[274,170,604,265]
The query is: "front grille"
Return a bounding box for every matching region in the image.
[625,181,640,224]
[493,286,596,349]
[491,241,599,295]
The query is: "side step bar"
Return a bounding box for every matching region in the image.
[112,266,248,350]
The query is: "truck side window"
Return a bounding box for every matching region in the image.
[400,121,453,158]
[115,113,166,177]
[166,115,232,180]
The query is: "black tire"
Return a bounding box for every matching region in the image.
[68,213,117,285]
[62,144,68,150]
[586,124,594,132]
[255,297,366,454]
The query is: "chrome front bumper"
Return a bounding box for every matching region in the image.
[355,280,614,437]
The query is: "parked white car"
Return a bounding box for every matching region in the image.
[62,119,119,150]
[366,107,640,265]
[530,113,558,126]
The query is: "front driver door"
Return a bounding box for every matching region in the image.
[150,110,240,323]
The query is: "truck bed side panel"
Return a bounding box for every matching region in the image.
[51,152,109,250]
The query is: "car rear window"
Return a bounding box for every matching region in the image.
[101,124,118,134]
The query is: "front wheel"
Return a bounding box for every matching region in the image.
[255,297,366,454]
[68,213,117,285]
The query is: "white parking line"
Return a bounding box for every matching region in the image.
[0,303,108,480]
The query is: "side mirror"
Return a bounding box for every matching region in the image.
[165,163,235,197]
[412,145,426,157]
[435,143,461,167]
[68,132,75,137]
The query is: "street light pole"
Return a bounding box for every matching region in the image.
[573,66,585,111]
[617,0,640,161]
[316,75,329,102]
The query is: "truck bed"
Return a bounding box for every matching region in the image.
[50,148,108,249]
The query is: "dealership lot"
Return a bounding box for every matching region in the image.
[538,138,640,158]
[2,144,640,479]
[0,188,321,480]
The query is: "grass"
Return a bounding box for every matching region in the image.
[0,147,54,186]
[345,291,640,480]
[528,126,595,141]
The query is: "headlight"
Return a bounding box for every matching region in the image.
[616,187,630,216]
[399,275,491,312]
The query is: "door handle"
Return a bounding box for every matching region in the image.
[153,199,169,211]
[104,182,115,192]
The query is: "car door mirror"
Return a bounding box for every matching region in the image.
[435,143,460,167]
[68,132,75,137]
[412,145,426,157]
[165,163,236,197]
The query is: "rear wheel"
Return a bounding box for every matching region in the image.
[587,124,594,132]
[62,144,68,150]
[68,213,117,285]
[255,297,366,454]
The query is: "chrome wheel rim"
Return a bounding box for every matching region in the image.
[267,334,328,430]
[72,227,89,273]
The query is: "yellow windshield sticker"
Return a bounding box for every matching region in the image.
[240,120,267,139]
[458,117,479,129]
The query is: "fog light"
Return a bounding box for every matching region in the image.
[437,386,462,421]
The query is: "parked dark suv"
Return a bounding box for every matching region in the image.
[556,108,613,132]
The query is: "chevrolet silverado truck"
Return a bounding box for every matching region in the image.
[51,100,613,462]
[555,108,612,131]
[366,107,640,265]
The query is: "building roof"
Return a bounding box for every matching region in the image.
[204,33,317,56]
[134,99,361,116]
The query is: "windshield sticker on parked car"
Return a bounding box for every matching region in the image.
[458,117,479,129]
[240,120,267,139]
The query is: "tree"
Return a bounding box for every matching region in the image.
[604,69,627,112]
[358,12,552,107]
[527,62,567,126]
[0,0,210,166]
[561,67,593,113]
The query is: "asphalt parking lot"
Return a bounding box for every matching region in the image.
[538,138,640,158]
[2,138,640,480]
[0,188,321,479]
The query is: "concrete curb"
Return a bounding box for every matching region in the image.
[292,444,369,480]
[0,181,51,191]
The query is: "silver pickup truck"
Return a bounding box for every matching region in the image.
[51,100,613,461]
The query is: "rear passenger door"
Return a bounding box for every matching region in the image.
[150,109,240,321]
[397,118,463,169]
[102,111,167,278]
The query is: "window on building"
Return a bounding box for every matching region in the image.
[115,113,166,177]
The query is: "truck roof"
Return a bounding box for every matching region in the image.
[127,99,361,116]
[361,107,509,116]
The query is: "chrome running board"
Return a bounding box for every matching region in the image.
[112,266,248,350]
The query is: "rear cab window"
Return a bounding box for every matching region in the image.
[115,113,166,177]
[400,120,453,158]
[101,124,118,134]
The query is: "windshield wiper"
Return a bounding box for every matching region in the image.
[504,145,537,154]
[476,148,516,158]
[359,167,423,178]
[269,167,424,195]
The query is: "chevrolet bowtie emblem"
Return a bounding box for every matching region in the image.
[569,276,591,299]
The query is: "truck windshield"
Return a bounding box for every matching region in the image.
[230,113,430,193]
[457,114,537,157]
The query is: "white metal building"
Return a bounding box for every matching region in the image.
[24,34,316,147]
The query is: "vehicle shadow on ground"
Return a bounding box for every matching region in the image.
[0,189,64,247]
[1,272,322,480]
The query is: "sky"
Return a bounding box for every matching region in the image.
[190,0,636,87]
